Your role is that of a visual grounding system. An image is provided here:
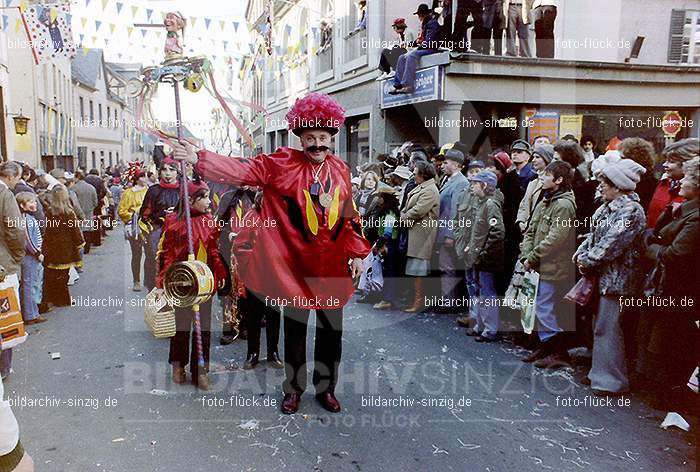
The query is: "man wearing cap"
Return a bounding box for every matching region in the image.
[435,149,469,311]
[389,165,412,204]
[511,139,537,193]
[378,18,417,79]
[173,93,370,415]
[389,4,440,94]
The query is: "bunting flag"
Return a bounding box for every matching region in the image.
[204,18,211,30]
[115,2,122,14]
[233,21,239,32]
[21,2,77,64]
[95,19,101,31]
[146,8,153,21]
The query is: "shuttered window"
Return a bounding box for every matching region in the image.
[668,9,700,64]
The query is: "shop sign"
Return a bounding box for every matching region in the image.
[662,111,683,137]
[380,66,444,109]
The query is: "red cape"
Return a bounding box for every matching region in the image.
[196,147,370,309]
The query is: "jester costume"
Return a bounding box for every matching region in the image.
[192,93,371,413]
[156,181,228,381]
[139,158,180,291]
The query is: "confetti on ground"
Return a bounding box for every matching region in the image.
[431,444,448,455]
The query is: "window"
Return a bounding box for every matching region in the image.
[91,151,96,169]
[108,151,113,166]
[114,109,118,128]
[79,97,85,120]
[89,100,94,121]
[98,104,103,125]
[669,9,700,64]
[107,106,111,127]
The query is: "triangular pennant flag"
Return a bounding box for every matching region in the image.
[110,23,116,34]
[141,28,147,38]
[223,41,228,51]
[95,20,102,31]
[2,15,8,32]
[190,17,196,28]
[50,8,58,23]
[131,6,138,17]
[81,17,88,28]
[91,35,97,44]
[219,20,225,31]
[205,18,211,30]
[79,33,84,43]
[14,18,21,33]
[18,0,27,12]
[101,0,109,11]
[127,26,133,37]
[146,9,153,21]
[116,2,122,14]
[233,21,239,32]
[86,0,92,6]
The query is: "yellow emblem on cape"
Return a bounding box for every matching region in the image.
[328,185,341,230]
[235,202,243,221]
[302,189,319,235]
[196,240,208,263]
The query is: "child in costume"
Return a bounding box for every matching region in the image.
[156,179,228,390]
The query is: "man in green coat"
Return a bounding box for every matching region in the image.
[520,161,577,368]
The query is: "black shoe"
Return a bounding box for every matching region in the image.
[475,335,498,343]
[243,353,259,370]
[267,352,284,369]
[281,393,301,414]
[315,391,341,413]
[219,334,237,345]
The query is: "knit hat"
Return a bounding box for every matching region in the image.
[492,152,512,173]
[591,150,621,177]
[598,159,646,191]
[469,170,498,189]
[532,144,555,164]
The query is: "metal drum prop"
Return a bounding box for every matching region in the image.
[164,259,216,308]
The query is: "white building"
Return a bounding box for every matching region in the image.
[72,48,135,172]
[246,0,700,170]
[5,7,76,170]
[0,16,13,162]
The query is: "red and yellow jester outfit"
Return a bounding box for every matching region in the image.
[194,147,371,310]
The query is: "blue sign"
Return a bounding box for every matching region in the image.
[380,66,443,109]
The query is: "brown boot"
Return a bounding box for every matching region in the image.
[172,366,186,384]
[196,373,210,390]
[403,278,425,313]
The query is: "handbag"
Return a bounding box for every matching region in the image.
[565,276,597,306]
[124,212,141,241]
[144,288,176,338]
[0,273,27,350]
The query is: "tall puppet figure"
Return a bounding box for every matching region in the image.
[172,93,371,414]
[163,11,186,60]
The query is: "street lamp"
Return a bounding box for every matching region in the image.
[8,109,30,135]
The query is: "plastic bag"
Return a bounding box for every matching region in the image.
[519,270,539,335]
[357,253,384,295]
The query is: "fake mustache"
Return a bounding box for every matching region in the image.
[305,146,330,153]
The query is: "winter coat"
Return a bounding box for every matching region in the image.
[516,172,544,232]
[454,184,480,256]
[646,177,684,229]
[117,186,148,225]
[71,180,98,232]
[0,182,25,275]
[521,190,577,281]
[437,172,469,244]
[400,179,439,260]
[42,209,85,270]
[644,199,699,303]
[469,190,506,273]
[574,193,646,295]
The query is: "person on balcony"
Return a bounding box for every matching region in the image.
[377,18,417,80]
[504,0,533,57]
[389,4,440,95]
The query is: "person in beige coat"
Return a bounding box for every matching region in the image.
[400,161,439,313]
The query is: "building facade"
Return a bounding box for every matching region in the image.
[245,0,700,172]
[5,6,76,170]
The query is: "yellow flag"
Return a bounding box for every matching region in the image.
[15,18,22,34]
[19,0,27,12]
[255,69,263,81]
[219,20,225,31]
[127,26,134,37]
[110,24,116,34]
[131,6,138,17]
[101,0,109,11]
[81,17,88,28]
[50,8,58,23]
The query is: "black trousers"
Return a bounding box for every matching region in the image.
[283,306,343,395]
[379,47,408,73]
[169,300,212,376]
[452,0,484,52]
[245,290,281,357]
[533,5,557,58]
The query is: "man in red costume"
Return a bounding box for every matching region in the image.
[173,92,371,414]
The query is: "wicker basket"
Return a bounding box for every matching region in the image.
[144,288,176,338]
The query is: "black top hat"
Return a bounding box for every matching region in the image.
[413,4,431,15]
